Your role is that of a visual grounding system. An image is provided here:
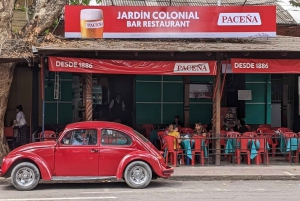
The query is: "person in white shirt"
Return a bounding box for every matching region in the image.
[12,105,28,146]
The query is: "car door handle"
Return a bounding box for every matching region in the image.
[90,149,99,153]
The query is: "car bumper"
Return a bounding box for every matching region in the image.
[161,165,174,178]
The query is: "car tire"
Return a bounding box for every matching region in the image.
[11,162,40,191]
[124,161,152,189]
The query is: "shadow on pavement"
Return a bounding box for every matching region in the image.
[2,179,179,191]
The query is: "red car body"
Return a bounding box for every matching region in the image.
[0,121,173,190]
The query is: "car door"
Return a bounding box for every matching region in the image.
[54,129,99,176]
[99,128,137,176]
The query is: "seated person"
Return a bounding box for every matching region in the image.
[206,119,213,132]
[234,119,248,134]
[192,122,207,137]
[167,124,181,149]
[172,115,184,127]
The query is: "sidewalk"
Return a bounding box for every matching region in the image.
[1,166,300,185]
[171,165,300,180]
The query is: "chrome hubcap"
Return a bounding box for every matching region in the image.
[129,166,147,185]
[16,168,35,187]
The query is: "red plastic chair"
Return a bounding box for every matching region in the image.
[259,124,271,129]
[142,124,154,139]
[39,130,56,141]
[164,135,184,166]
[157,131,167,151]
[257,127,270,134]
[236,137,251,165]
[220,130,227,147]
[243,132,257,138]
[256,137,269,165]
[227,132,240,138]
[180,127,194,134]
[277,127,291,134]
[283,132,297,138]
[4,127,14,138]
[283,132,297,162]
[245,125,251,131]
[263,130,278,157]
[191,136,205,166]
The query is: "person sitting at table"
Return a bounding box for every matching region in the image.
[192,122,207,137]
[172,115,184,128]
[167,124,181,149]
[234,119,249,134]
[206,119,213,132]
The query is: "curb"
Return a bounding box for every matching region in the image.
[169,175,300,181]
[1,175,300,185]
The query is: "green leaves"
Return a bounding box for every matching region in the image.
[69,0,102,5]
[289,0,300,7]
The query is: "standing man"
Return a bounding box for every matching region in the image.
[109,93,125,123]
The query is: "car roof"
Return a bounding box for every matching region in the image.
[65,121,133,132]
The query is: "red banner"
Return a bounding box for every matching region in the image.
[230,58,300,74]
[48,57,217,75]
[64,6,276,39]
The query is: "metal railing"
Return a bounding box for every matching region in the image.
[162,134,300,166]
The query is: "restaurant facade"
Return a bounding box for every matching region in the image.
[32,5,300,165]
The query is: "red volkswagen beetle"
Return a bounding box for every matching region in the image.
[0,121,173,191]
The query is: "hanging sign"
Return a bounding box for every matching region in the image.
[64,6,276,39]
[48,56,217,75]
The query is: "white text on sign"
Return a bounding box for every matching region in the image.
[234,63,269,69]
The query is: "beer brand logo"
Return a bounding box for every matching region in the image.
[174,63,210,73]
[86,20,104,28]
[217,13,261,26]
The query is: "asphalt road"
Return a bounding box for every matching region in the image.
[0,180,299,201]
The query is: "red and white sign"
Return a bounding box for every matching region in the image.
[48,57,217,75]
[230,58,300,74]
[64,6,276,39]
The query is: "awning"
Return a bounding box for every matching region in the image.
[48,56,217,75]
[230,58,300,74]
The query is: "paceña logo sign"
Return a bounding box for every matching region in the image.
[174,63,210,73]
[217,13,262,26]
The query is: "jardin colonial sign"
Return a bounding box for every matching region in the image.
[64,5,276,39]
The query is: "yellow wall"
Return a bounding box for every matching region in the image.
[5,66,32,127]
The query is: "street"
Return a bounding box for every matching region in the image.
[0,180,299,201]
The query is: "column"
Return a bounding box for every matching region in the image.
[85,73,93,121]
[282,75,288,127]
[31,64,39,141]
[212,54,222,165]
[183,76,190,127]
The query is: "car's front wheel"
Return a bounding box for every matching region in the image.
[124,161,152,189]
[11,162,40,191]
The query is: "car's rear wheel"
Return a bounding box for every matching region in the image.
[11,162,40,191]
[124,161,152,189]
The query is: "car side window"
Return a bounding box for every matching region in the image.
[101,129,132,145]
[60,129,97,146]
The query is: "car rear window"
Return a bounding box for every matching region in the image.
[133,130,149,143]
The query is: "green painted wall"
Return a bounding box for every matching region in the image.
[244,74,271,124]
[135,75,213,125]
[44,72,73,125]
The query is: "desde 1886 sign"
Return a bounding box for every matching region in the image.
[64,6,276,39]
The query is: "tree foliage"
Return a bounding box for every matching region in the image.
[70,0,102,5]
[289,0,300,7]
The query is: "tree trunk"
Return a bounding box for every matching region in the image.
[0,1,17,160]
[0,63,16,159]
[0,0,65,159]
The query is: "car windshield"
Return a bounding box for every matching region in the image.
[133,129,149,143]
